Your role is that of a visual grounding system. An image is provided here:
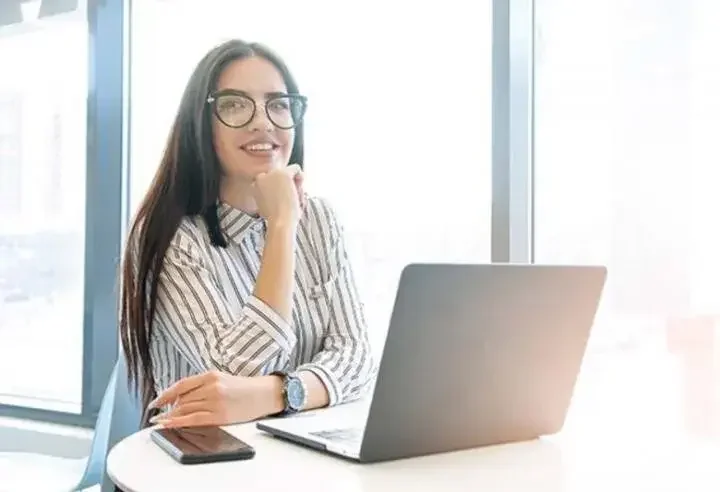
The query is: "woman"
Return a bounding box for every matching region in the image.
[119,39,376,428]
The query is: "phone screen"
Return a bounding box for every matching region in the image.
[152,426,255,463]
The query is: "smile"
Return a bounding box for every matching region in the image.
[241,142,278,152]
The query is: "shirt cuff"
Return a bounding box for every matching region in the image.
[297,363,341,406]
[244,295,297,354]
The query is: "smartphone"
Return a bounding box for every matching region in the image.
[150,426,255,464]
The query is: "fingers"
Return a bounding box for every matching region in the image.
[254,164,302,184]
[285,163,302,177]
[287,164,306,209]
[149,401,208,424]
[149,372,216,409]
[156,411,217,429]
[295,180,307,210]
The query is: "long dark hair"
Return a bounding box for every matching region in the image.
[119,39,305,419]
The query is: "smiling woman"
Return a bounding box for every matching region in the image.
[129,1,492,361]
[127,0,492,430]
[119,39,377,427]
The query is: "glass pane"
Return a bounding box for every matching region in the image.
[535,0,720,439]
[0,9,87,412]
[535,0,720,355]
[130,0,492,350]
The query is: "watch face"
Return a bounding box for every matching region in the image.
[286,377,306,410]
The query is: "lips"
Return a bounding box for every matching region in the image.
[240,139,279,152]
[239,140,279,159]
[241,142,277,151]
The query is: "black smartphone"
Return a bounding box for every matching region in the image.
[150,425,255,465]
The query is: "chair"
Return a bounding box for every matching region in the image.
[0,355,142,492]
[99,355,143,491]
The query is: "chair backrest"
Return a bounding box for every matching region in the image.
[101,353,143,491]
[72,353,142,491]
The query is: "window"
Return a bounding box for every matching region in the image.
[129,0,493,350]
[0,96,22,215]
[0,0,125,426]
[0,13,87,413]
[534,0,720,352]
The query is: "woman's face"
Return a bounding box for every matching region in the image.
[211,56,295,181]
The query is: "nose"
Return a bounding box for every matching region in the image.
[248,105,273,132]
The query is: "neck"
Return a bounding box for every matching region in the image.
[220,177,258,215]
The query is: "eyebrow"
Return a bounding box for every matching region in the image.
[216,89,289,98]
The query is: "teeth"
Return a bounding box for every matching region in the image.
[245,143,274,151]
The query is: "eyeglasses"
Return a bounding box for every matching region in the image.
[207,90,308,130]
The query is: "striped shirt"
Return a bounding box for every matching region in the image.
[149,196,376,406]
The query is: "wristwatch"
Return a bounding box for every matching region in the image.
[271,371,307,415]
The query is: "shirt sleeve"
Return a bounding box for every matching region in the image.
[296,198,377,405]
[154,225,297,376]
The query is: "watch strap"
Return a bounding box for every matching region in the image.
[270,370,295,416]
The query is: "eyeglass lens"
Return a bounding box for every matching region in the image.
[213,94,305,129]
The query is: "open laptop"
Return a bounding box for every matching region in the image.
[257,263,607,462]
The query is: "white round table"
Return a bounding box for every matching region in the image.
[107,349,720,491]
[107,417,720,492]
[107,420,568,492]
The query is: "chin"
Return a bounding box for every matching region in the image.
[224,153,290,180]
[243,164,280,180]
[235,161,275,177]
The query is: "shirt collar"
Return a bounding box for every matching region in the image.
[218,202,265,244]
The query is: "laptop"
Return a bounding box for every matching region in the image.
[257,263,607,462]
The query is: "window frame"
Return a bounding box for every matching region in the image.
[0,0,128,428]
[492,0,535,264]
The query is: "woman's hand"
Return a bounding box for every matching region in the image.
[148,371,283,428]
[253,164,306,227]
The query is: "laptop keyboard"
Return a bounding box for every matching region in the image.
[310,427,364,446]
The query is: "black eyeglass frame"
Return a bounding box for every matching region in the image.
[206,89,308,130]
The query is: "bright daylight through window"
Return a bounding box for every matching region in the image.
[0,2,86,412]
[535,0,720,354]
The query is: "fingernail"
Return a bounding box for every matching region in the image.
[149,411,168,423]
[148,398,158,409]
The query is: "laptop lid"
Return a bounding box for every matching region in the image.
[358,263,607,462]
